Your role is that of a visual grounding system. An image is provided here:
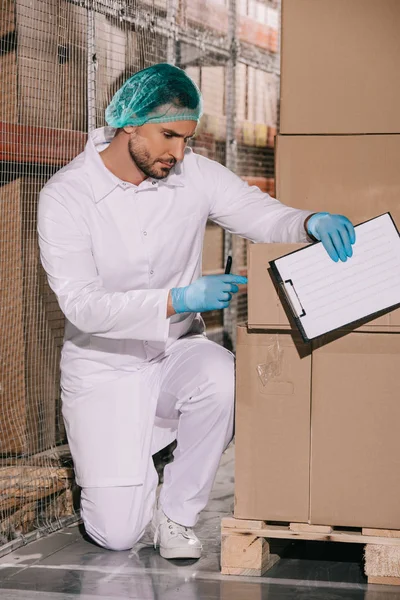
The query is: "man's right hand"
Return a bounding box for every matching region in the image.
[170,274,248,314]
[306,212,356,262]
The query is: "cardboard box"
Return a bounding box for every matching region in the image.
[95,12,127,126]
[0,0,18,124]
[234,235,247,270]
[0,179,27,453]
[272,135,400,331]
[201,66,225,118]
[58,1,87,132]
[280,0,400,134]
[235,325,312,521]
[202,223,224,273]
[236,62,247,123]
[13,0,87,130]
[235,326,400,529]
[17,0,60,127]
[275,135,400,230]
[247,242,305,330]
[247,243,400,332]
[310,332,400,529]
[183,0,228,36]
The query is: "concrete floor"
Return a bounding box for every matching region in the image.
[0,446,398,600]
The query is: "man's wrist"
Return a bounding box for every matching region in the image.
[304,213,318,241]
[167,291,176,318]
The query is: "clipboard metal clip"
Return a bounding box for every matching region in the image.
[280,279,306,319]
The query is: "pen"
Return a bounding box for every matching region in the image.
[225,255,232,274]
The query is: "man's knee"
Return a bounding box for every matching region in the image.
[81,487,150,551]
[197,343,235,408]
[83,509,145,551]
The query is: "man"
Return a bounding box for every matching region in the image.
[38,63,355,560]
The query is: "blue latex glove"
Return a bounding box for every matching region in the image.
[171,274,248,314]
[306,212,356,262]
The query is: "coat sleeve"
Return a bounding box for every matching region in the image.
[37,191,170,342]
[205,159,313,243]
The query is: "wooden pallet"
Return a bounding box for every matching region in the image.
[0,466,76,538]
[221,517,400,585]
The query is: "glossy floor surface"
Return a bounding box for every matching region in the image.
[0,446,398,599]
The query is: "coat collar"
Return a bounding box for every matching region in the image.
[85,127,186,203]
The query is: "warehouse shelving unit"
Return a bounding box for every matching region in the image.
[0,0,280,550]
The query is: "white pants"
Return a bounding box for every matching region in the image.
[80,336,234,551]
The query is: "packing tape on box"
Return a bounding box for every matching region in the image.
[256,334,283,386]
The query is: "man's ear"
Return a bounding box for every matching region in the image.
[122,125,135,134]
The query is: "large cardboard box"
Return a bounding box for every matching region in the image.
[235,325,312,521]
[247,243,400,332]
[275,134,400,230]
[280,0,400,134]
[310,332,400,529]
[235,325,400,529]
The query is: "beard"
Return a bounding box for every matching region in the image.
[128,138,175,180]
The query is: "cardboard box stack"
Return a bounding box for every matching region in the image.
[0,177,63,455]
[234,0,400,530]
[0,0,85,455]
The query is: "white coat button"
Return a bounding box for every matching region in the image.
[152,181,157,185]
[150,270,154,275]
[143,231,147,236]
[144,341,148,345]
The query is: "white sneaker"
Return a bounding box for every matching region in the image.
[152,506,202,560]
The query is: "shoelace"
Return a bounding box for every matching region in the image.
[153,515,192,548]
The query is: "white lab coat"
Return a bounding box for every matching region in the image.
[37,127,312,487]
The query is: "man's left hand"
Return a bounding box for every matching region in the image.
[306,212,356,263]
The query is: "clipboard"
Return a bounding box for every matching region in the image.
[269,213,400,342]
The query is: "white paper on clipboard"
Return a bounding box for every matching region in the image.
[270,213,400,341]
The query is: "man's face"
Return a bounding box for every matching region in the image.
[125,120,197,180]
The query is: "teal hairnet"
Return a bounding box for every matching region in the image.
[105,63,203,128]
